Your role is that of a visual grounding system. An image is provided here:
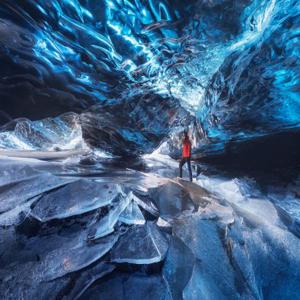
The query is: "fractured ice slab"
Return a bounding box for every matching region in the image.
[0,196,40,226]
[122,274,171,300]
[149,181,196,218]
[88,189,130,240]
[196,175,249,204]
[0,263,72,300]
[183,261,228,300]
[88,190,147,240]
[163,236,195,300]
[119,195,145,225]
[0,228,119,298]
[31,180,118,222]
[129,191,159,217]
[66,263,115,300]
[0,171,74,213]
[111,222,169,264]
[42,232,119,281]
[173,217,239,299]
[0,164,39,186]
[79,273,170,300]
[226,217,300,299]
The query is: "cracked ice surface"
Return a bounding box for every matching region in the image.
[31,179,119,222]
[111,222,169,264]
[0,157,299,300]
[0,165,75,214]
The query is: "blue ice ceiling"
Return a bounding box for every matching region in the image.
[0,0,299,154]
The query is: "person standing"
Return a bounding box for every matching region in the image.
[179,131,192,182]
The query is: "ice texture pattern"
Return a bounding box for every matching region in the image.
[0,0,299,156]
[0,157,299,299]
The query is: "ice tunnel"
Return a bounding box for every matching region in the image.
[0,1,299,300]
[0,0,299,159]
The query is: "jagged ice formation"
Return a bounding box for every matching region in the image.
[0,0,299,158]
[0,1,300,300]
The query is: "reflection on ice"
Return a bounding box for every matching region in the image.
[149,181,196,218]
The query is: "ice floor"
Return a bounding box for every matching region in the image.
[0,153,299,300]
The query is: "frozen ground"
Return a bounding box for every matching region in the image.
[0,153,299,300]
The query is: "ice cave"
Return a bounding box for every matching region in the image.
[0,0,299,299]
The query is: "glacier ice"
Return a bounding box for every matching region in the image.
[0,169,74,213]
[163,236,195,300]
[42,233,119,281]
[173,217,239,299]
[87,188,130,240]
[65,263,116,300]
[149,181,196,218]
[0,0,299,298]
[88,189,151,239]
[31,179,119,222]
[111,222,169,264]
[119,197,145,225]
[79,273,170,300]
[0,113,84,151]
[0,157,300,300]
[0,195,40,227]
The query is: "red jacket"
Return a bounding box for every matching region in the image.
[182,138,191,158]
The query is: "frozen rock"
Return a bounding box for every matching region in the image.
[111,222,169,264]
[31,180,118,222]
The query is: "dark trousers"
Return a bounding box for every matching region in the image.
[179,157,192,182]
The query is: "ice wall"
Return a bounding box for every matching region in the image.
[0,0,299,157]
